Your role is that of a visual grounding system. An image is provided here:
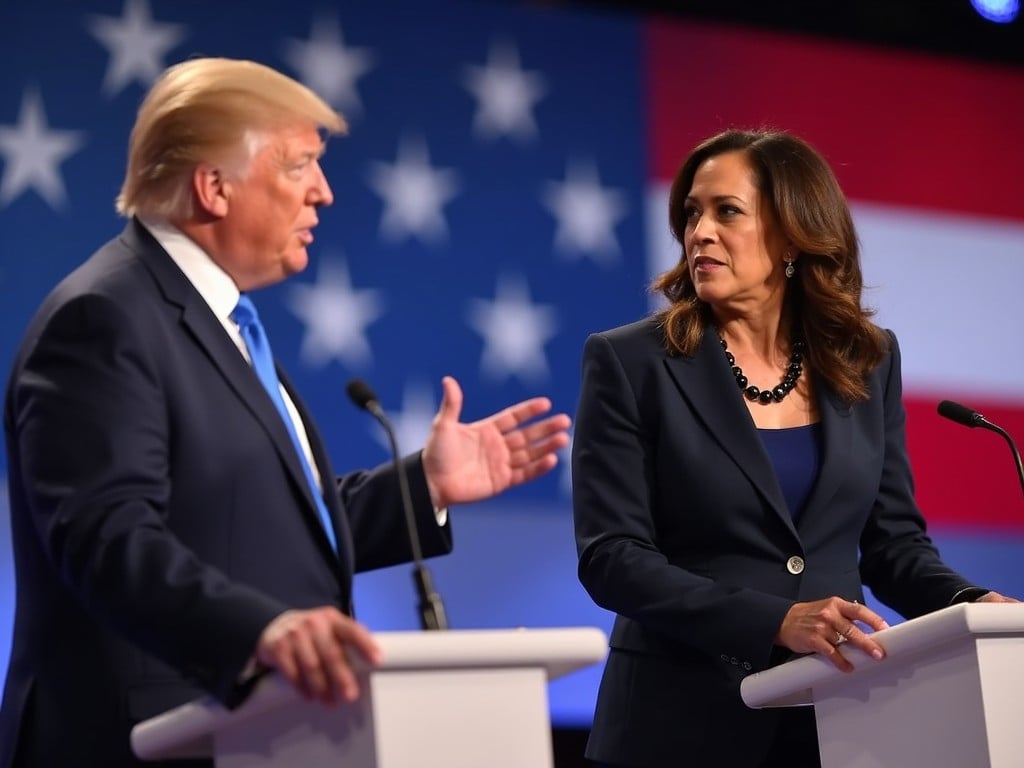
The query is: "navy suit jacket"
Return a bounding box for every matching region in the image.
[572,318,979,767]
[0,219,452,767]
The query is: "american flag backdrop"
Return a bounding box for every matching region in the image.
[1,0,1022,727]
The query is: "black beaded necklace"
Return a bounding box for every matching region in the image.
[719,338,806,405]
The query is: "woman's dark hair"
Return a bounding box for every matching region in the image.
[652,128,888,403]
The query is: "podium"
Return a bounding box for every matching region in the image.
[131,626,608,768]
[740,603,1024,767]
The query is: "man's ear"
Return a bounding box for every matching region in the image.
[192,163,230,218]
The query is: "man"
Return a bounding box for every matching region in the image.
[0,57,571,767]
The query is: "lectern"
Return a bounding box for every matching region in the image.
[131,626,608,768]
[741,603,1024,768]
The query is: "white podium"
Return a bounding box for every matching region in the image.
[741,603,1024,767]
[131,626,608,768]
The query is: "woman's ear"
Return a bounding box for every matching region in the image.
[192,163,230,218]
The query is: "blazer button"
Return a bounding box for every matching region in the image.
[786,556,805,575]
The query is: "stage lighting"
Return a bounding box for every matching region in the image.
[970,0,1020,23]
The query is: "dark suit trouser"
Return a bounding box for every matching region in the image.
[593,707,821,768]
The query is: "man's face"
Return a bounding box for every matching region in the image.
[220,123,333,290]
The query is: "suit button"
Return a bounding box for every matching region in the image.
[786,556,805,574]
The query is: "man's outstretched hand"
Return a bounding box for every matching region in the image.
[422,376,572,508]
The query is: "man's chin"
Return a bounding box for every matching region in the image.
[283,249,310,275]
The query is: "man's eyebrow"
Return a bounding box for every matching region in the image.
[286,146,326,165]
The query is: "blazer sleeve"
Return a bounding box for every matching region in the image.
[857,331,983,617]
[336,453,453,573]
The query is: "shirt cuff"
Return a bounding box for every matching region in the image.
[949,587,991,605]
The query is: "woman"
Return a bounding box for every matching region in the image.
[571,128,1013,767]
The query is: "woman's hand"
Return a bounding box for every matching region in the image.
[776,597,889,672]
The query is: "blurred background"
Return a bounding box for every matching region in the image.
[2,0,1023,763]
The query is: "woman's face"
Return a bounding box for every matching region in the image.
[682,150,790,317]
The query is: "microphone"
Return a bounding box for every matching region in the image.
[346,379,449,630]
[937,399,1024,497]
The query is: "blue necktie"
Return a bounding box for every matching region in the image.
[231,294,339,554]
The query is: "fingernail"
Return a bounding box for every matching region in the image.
[872,649,884,660]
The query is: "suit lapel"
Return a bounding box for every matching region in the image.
[125,219,342,562]
[800,381,853,520]
[663,330,794,534]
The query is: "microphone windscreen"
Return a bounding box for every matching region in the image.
[937,399,979,427]
[346,379,379,411]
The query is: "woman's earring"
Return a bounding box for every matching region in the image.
[784,252,796,279]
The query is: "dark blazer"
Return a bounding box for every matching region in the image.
[0,219,452,768]
[572,318,979,767]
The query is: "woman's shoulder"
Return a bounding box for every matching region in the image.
[871,325,899,366]
[591,316,664,347]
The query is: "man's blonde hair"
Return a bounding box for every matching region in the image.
[117,57,347,219]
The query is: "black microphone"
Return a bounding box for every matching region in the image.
[937,399,1024,497]
[346,379,448,630]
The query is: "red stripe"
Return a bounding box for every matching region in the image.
[906,397,1024,528]
[645,19,1024,222]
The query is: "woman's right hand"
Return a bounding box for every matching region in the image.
[776,597,888,672]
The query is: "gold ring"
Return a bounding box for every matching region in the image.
[834,631,847,645]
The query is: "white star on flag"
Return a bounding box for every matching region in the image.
[374,381,439,456]
[367,135,461,245]
[88,0,187,96]
[463,40,547,142]
[0,89,85,209]
[285,257,385,368]
[466,273,559,384]
[283,13,375,115]
[542,158,629,264]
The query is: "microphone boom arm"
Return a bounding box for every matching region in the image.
[976,417,1024,498]
[347,378,449,631]
[938,399,1024,499]
[369,404,449,630]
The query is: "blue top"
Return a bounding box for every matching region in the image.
[758,423,823,523]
